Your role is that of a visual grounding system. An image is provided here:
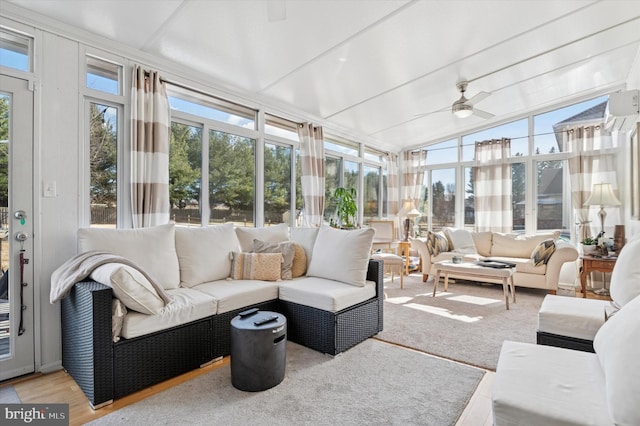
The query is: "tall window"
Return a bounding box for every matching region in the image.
[169,122,202,226]
[431,168,456,230]
[363,165,381,223]
[536,159,565,232]
[264,142,292,225]
[89,102,118,227]
[324,156,341,223]
[209,130,255,227]
[512,162,526,231]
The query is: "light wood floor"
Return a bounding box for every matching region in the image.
[1,288,608,425]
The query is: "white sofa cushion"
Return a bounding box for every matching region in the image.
[444,228,477,254]
[235,223,289,252]
[491,232,559,258]
[121,287,218,339]
[78,223,180,290]
[493,341,610,426]
[90,263,168,315]
[191,279,279,314]
[175,224,240,287]
[290,227,318,271]
[609,236,640,307]
[538,294,608,341]
[593,294,640,425]
[306,226,374,287]
[278,276,376,312]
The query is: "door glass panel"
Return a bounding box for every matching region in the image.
[89,103,118,228]
[536,159,565,231]
[0,93,8,357]
[170,122,202,226]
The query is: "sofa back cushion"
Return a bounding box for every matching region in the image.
[471,232,493,257]
[306,226,374,287]
[251,239,296,280]
[593,293,640,425]
[78,223,180,290]
[235,223,289,252]
[175,223,240,287]
[491,232,560,258]
[609,236,640,307]
[290,227,319,271]
[444,228,477,254]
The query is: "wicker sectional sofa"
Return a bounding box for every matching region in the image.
[57,223,383,408]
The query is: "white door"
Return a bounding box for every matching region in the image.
[0,74,35,380]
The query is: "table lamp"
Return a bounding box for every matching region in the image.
[399,199,421,241]
[584,183,621,238]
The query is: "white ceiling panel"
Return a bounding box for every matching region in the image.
[2,0,639,152]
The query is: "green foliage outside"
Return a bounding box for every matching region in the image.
[89,104,117,208]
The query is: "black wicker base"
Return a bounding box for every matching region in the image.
[536,331,595,353]
[61,260,384,408]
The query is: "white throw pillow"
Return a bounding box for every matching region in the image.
[306,226,374,287]
[290,227,319,270]
[609,236,640,307]
[444,228,477,255]
[175,224,240,287]
[235,223,289,252]
[91,263,167,315]
[78,223,180,290]
[593,294,640,425]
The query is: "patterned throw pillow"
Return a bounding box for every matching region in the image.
[531,239,556,266]
[426,231,450,256]
[229,252,283,281]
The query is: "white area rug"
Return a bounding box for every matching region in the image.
[90,339,484,426]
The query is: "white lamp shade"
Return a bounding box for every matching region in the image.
[399,199,415,216]
[584,183,621,207]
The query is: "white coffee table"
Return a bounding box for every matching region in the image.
[432,261,516,310]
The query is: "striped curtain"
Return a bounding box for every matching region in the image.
[297,123,325,227]
[131,66,171,227]
[401,150,427,205]
[474,139,512,232]
[386,152,400,237]
[566,125,618,240]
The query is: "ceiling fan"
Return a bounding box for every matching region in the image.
[415,81,495,119]
[451,81,494,119]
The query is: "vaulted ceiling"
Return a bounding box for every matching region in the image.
[4,0,640,152]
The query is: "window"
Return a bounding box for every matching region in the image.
[209,130,255,227]
[425,139,457,165]
[325,138,359,157]
[464,167,474,228]
[344,160,359,194]
[363,164,381,224]
[86,56,122,95]
[536,159,565,232]
[168,86,256,129]
[462,119,528,160]
[169,122,202,226]
[264,142,292,225]
[89,102,118,227]
[0,30,31,72]
[324,156,341,223]
[512,162,526,231]
[265,114,299,142]
[431,168,456,230]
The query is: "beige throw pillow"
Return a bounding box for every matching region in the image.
[291,243,307,278]
[229,252,283,281]
[251,239,296,280]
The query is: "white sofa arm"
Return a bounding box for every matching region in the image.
[544,241,579,291]
[411,237,432,282]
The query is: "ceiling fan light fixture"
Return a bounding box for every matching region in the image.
[452,102,473,118]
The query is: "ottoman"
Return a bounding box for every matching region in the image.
[537,294,609,352]
[371,252,404,288]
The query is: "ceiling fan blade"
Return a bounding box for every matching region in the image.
[473,108,495,119]
[466,91,491,106]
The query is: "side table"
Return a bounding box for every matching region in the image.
[398,240,411,276]
[580,256,616,298]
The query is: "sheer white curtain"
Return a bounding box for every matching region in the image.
[297,123,325,227]
[131,66,170,228]
[474,139,512,232]
[566,125,618,240]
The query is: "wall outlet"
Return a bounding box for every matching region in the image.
[44,180,57,197]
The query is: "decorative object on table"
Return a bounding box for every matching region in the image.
[613,225,625,253]
[581,236,598,255]
[399,199,421,241]
[583,183,621,237]
[452,256,462,264]
[330,187,358,229]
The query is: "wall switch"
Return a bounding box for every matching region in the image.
[44,180,57,197]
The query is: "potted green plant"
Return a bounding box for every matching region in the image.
[581,236,597,255]
[331,187,358,229]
